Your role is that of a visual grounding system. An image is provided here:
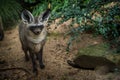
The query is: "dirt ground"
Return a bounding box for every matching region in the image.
[0,24,120,80]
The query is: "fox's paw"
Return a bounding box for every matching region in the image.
[40,64,45,69]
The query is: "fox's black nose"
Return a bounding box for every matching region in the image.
[34,31,40,35]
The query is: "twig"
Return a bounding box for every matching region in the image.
[0,67,31,75]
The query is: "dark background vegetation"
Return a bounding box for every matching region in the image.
[0,0,120,53]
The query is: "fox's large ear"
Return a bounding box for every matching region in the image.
[38,9,51,23]
[21,10,34,24]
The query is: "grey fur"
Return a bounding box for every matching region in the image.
[19,9,50,74]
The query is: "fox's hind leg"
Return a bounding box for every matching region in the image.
[0,30,4,41]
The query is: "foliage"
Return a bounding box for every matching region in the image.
[32,1,48,16]
[0,0,22,29]
[22,0,120,52]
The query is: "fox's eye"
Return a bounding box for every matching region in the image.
[29,26,35,31]
[38,25,44,29]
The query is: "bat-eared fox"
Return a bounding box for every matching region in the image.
[19,6,50,74]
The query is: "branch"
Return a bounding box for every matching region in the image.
[0,67,31,75]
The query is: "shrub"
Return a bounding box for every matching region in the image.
[0,0,22,29]
[28,0,120,52]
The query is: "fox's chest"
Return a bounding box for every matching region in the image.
[28,40,46,53]
[31,43,42,53]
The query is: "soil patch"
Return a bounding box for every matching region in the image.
[0,27,120,80]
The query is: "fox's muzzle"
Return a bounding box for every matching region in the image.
[29,25,44,35]
[34,29,41,35]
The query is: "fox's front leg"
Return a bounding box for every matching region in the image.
[29,51,38,74]
[22,46,29,61]
[37,47,45,69]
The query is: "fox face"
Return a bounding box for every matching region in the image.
[21,9,50,36]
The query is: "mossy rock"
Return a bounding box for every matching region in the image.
[78,43,110,56]
[77,42,120,63]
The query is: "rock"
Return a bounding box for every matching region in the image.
[67,55,118,74]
